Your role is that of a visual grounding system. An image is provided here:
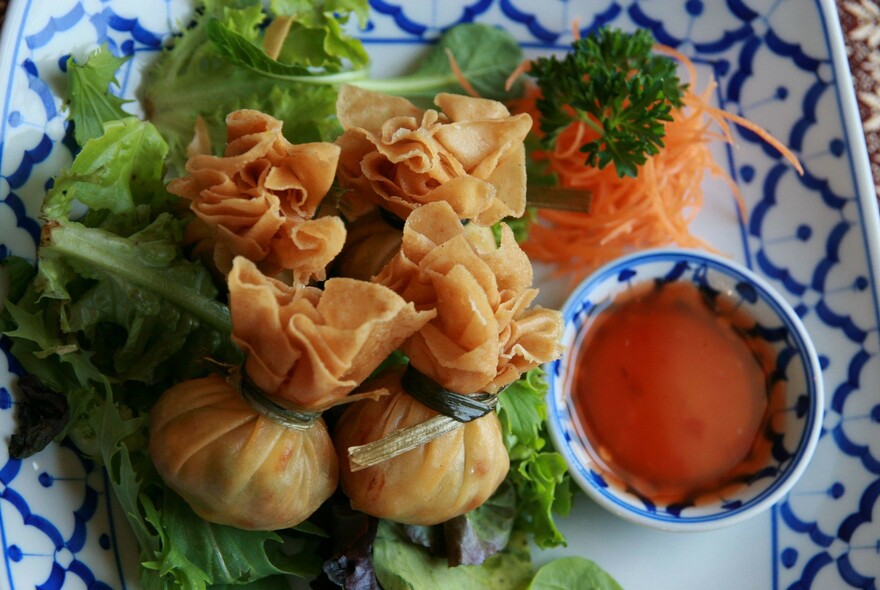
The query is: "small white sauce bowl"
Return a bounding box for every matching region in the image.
[546,248,824,531]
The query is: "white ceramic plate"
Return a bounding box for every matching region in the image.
[1,1,878,589]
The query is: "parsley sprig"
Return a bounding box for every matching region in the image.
[530,27,686,178]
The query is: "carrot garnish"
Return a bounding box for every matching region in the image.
[445,48,480,97]
[517,46,800,283]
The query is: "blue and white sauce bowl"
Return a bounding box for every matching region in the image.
[546,248,824,532]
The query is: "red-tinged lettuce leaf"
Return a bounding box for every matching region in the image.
[443,481,516,567]
[311,497,380,590]
[7,374,69,459]
[398,481,517,568]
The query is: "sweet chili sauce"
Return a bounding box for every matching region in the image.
[571,280,781,504]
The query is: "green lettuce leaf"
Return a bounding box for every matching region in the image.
[528,557,623,590]
[374,521,533,590]
[43,117,171,221]
[376,23,524,100]
[1,94,319,587]
[272,0,369,69]
[66,46,132,145]
[497,369,573,548]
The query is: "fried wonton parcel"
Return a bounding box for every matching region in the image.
[335,85,531,225]
[228,257,435,410]
[374,201,563,394]
[150,374,337,530]
[331,208,403,281]
[333,368,508,525]
[168,109,344,280]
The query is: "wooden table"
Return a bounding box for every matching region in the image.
[838,0,880,198]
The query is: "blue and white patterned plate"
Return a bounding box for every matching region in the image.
[1,1,878,589]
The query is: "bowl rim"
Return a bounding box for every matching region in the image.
[545,247,825,532]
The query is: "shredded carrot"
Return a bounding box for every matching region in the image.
[505,60,531,92]
[445,48,480,97]
[515,49,802,283]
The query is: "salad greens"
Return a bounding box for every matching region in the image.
[66,46,133,145]
[498,370,573,548]
[0,0,625,588]
[142,0,524,169]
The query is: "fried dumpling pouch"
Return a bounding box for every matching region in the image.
[149,374,337,530]
[374,201,563,394]
[331,208,403,281]
[228,257,435,410]
[333,369,508,525]
[168,109,344,280]
[335,85,531,225]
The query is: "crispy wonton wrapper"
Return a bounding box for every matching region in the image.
[228,257,435,410]
[150,374,338,530]
[331,208,403,281]
[333,367,508,525]
[374,201,563,394]
[168,109,344,280]
[335,85,531,225]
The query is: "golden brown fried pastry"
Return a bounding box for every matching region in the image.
[331,208,403,281]
[333,368,508,525]
[227,256,435,410]
[149,374,337,530]
[168,109,344,280]
[335,85,531,225]
[374,201,562,394]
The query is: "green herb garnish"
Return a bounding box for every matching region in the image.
[529,27,686,178]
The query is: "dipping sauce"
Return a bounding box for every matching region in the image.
[572,280,778,503]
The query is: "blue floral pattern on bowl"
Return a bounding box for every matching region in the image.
[1,0,879,588]
[547,248,824,531]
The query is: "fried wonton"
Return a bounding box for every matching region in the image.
[150,374,337,530]
[335,85,531,225]
[374,201,562,394]
[331,208,403,281]
[168,109,344,280]
[228,256,435,410]
[333,367,508,525]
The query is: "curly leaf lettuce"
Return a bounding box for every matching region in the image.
[66,46,132,145]
[270,0,369,69]
[43,116,171,220]
[497,369,573,548]
[141,0,346,168]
